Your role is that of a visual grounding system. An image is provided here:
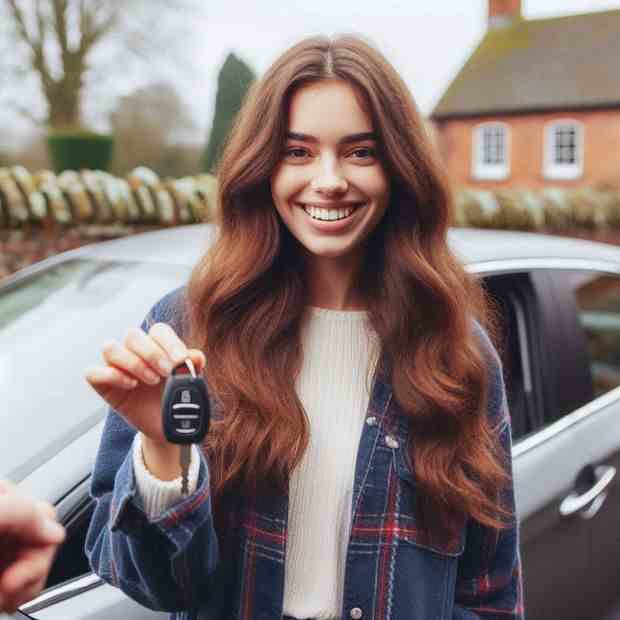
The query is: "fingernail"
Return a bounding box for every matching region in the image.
[172,349,186,363]
[159,359,173,374]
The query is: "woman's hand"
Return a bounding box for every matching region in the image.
[0,479,66,613]
[85,322,206,448]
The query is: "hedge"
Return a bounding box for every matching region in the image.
[3,165,620,234]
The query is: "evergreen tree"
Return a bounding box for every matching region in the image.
[203,52,256,172]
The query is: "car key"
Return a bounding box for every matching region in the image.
[161,358,211,495]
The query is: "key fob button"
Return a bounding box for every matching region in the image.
[162,369,210,445]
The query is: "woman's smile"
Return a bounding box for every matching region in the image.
[296,201,366,222]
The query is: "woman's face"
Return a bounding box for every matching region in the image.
[270,79,390,264]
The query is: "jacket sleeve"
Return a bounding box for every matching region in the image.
[84,287,220,612]
[453,324,525,619]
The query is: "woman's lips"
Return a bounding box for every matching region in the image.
[296,201,366,219]
[295,201,366,230]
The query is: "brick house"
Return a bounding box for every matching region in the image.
[431,0,620,190]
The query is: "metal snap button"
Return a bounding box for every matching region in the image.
[350,608,363,619]
[385,434,399,449]
[365,416,377,426]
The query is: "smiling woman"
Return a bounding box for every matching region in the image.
[271,79,390,309]
[86,34,524,620]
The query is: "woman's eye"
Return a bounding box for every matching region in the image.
[284,148,309,159]
[350,147,376,159]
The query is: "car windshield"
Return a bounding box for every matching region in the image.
[0,257,191,481]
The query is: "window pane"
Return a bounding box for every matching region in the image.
[483,132,492,163]
[483,273,539,440]
[481,126,505,165]
[572,271,620,398]
[553,125,578,165]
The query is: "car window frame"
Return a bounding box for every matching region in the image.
[481,270,549,443]
[472,258,620,457]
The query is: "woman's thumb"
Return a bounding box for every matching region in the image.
[187,349,207,374]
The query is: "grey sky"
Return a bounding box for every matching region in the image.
[6,0,620,144]
[170,0,620,142]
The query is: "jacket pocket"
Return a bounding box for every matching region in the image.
[391,434,467,558]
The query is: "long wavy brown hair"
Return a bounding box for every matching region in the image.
[186,34,511,533]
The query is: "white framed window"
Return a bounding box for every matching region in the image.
[544,120,584,180]
[472,122,510,180]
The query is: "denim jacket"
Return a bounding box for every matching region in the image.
[85,286,525,620]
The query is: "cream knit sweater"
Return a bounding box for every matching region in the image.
[133,306,379,619]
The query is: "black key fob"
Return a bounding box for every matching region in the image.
[161,362,210,445]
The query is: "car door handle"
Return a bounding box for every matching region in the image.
[559,465,616,518]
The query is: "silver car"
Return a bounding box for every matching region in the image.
[2,224,620,620]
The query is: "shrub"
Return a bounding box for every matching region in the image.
[604,192,620,228]
[541,188,572,229]
[46,130,114,173]
[459,190,503,228]
[495,190,545,230]
[567,188,609,230]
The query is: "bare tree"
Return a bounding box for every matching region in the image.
[1,0,203,129]
[110,82,199,176]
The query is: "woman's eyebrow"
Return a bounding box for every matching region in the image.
[286,131,377,144]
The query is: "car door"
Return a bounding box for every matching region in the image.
[547,268,620,619]
[482,269,597,620]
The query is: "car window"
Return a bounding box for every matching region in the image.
[486,268,618,443]
[483,272,547,442]
[564,270,620,401]
[0,258,191,482]
[45,496,95,589]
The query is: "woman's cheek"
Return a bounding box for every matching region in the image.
[278,168,308,201]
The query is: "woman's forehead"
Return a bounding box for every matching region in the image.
[286,80,374,137]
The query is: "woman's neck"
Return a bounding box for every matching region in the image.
[303,252,366,311]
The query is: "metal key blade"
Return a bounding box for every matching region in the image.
[180,444,191,495]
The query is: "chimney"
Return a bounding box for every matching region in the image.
[488,0,522,29]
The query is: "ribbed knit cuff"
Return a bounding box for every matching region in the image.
[132,433,200,519]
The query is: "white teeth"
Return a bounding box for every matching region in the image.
[301,204,358,221]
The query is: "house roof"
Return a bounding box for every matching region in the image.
[431,9,620,120]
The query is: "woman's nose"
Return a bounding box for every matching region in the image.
[310,159,348,195]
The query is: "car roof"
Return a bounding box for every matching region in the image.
[78,223,620,268]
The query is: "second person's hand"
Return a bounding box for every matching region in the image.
[0,480,66,613]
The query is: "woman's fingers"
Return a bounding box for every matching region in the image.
[124,326,172,378]
[84,323,206,416]
[187,348,207,373]
[85,365,138,390]
[101,340,162,386]
[147,323,206,373]
[148,322,191,368]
